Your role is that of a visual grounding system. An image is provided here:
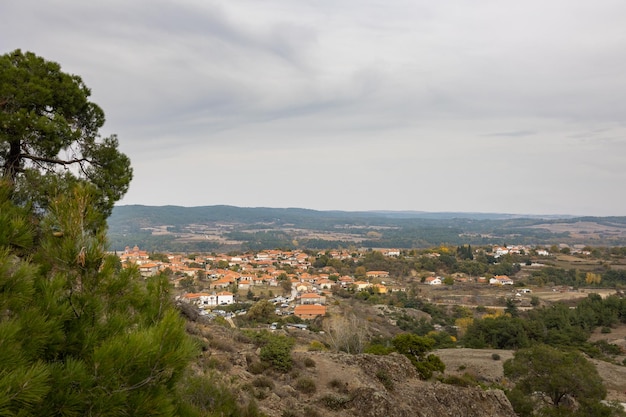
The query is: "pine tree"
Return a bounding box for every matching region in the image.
[0,183,199,416]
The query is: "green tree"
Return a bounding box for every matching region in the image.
[392,333,445,379]
[245,299,276,323]
[504,344,607,415]
[259,334,295,372]
[0,184,199,416]
[1,50,132,220]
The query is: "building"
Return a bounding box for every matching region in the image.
[294,304,326,319]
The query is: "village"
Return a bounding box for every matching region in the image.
[117,244,564,321]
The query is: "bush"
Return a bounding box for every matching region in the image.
[303,406,321,417]
[259,334,295,372]
[328,378,349,394]
[601,326,612,334]
[376,370,394,391]
[303,357,316,368]
[252,376,275,389]
[308,340,326,351]
[295,377,317,394]
[248,361,268,375]
[491,353,501,361]
[441,373,479,387]
[319,394,351,410]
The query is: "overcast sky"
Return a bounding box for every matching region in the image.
[2,1,626,216]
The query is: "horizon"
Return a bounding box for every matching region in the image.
[113,203,584,219]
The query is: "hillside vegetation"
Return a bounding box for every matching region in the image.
[108,205,626,252]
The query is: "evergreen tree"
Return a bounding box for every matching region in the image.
[0,49,132,222]
[0,184,199,416]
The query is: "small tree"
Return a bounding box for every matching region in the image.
[258,333,295,372]
[504,344,607,415]
[392,333,445,379]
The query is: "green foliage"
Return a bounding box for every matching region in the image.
[504,344,606,414]
[375,370,394,391]
[392,333,445,379]
[462,315,531,349]
[441,373,480,388]
[179,373,246,417]
[295,377,317,394]
[462,294,626,350]
[319,394,352,411]
[0,50,132,220]
[251,332,295,372]
[244,300,277,324]
[0,180,199,415]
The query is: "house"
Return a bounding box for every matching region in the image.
[299,293,326,305]
[210,277,234,289]
[366,270,389,278]
[180,292,212,306]
[138,262,160,277]
[353,281,372,291]
[316,278,335,290]
[373,284,388,294]
[294,304,326,319]
[215,291,234,305]
[425,276,442,285]
[338,276,354,287]
[181,291,234,307]
[489,275,514,285]
[381,249,400,257]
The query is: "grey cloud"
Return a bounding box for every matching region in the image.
[3,0,626,215]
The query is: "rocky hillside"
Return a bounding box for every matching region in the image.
[189,321,517,417]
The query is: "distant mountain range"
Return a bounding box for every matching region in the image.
[107,205,626,252]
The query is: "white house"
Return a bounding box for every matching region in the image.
[425,276,442,285]
[489,276,514,285]
[181,291,234,307]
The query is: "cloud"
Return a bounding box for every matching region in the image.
[2,0,626,215]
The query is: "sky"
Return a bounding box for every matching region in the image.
[2,1,626,216]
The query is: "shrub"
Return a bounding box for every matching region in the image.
[207,337,235,352]
[319,394,351,410]
[260,334,295,372]
[248,361,268,375]
[328,378,349,394]
[441,373,479,387]
[295,377,317,394]
[308,340,326,351]
[303,406,321,417]
[202,355,232,372]
[376,370,394,391]
[491,353,501,361]
[601,326,612,334]
[364,343,394,355]
[303,357,316,368]
[252,376,275,390]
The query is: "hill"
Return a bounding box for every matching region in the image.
[108,205,626,252]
